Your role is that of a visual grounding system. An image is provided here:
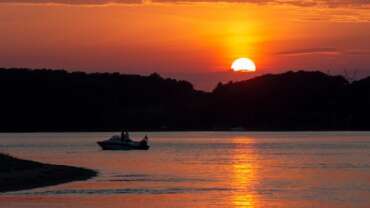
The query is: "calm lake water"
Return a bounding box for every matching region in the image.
[0,132,370,208]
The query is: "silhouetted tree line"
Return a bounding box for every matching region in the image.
[0,68,369,131]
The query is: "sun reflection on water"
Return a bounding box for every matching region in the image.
[230,136,259,208]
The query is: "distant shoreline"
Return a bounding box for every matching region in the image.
[1,69,370,131]
[0,153,97,193]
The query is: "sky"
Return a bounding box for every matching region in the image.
[0,0,369,90]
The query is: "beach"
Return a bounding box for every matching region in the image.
[0,153,97,193]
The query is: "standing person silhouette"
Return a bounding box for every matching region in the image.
[121,130,126,141]
[125,130,130,141]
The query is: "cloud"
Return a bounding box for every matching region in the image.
[322,0,370,8]
[0,0,142,5]
[1,0,369,7]
[276,48,340,56]
[152,0,370,8]
[345,50,370,55]
[276,48,370,56]
[152,0,318,7]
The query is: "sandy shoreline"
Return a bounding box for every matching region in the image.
[0,153,97,193]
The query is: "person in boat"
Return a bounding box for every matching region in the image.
[121,130,131,142]
[121,130,127,141]
[125,130,130,141]
[139,135,148,145]
[121,130,125,141]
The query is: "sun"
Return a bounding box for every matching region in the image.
[231,58,256,72]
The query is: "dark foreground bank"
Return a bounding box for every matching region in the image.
[0,153,97,193]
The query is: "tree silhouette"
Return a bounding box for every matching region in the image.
[0,68,369,131]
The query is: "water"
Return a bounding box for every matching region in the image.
[0,132,370,208]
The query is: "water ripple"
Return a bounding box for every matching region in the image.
[12,187,231,196]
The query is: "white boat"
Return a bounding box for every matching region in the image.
[97,135,150,150]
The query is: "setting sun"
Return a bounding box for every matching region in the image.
[231,58,256,72]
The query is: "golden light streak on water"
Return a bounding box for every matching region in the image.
[230,136,259,208]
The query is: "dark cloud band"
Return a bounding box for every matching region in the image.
[0,0,369,7]
[0,0,142,5]
[276,48,370,56]
[276,48,339,56]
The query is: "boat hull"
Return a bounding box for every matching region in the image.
[97,141,150,150]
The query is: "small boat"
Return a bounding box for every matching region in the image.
[97,135,150,150]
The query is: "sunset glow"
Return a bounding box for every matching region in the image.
[1,0,370,207]
[0,1,369,90]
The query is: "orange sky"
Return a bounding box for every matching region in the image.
[0,1,369,90]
